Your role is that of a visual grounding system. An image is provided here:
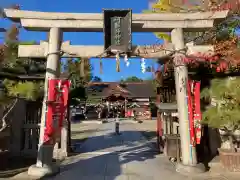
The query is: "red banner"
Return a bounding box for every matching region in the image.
[193,81,202,144]
[44,79,70,144]
[187,79,202,146]
[187,79,196,146]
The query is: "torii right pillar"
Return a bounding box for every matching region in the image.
[171,28,205,173]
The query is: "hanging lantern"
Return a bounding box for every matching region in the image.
[116,53,120,72]
[100,57,103,74]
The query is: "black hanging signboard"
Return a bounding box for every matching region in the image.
[103,9,132,55]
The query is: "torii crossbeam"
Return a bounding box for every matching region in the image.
[18,41,214,59]
[3,9,228,32]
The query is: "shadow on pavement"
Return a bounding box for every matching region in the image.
[45,130,168,180]
[73,130,158,154]
[48,143,160,180]
[0,152,36,178]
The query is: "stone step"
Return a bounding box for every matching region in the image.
[208,156,240,180]
[208,156,226,173]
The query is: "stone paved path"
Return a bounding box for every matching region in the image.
[45,121,236,180]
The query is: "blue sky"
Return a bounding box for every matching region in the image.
[1,0,161,82]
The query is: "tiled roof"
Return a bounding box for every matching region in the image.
[87,82,156,98]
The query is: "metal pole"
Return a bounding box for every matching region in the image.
[28,27,62,177]
[171,28,197,166]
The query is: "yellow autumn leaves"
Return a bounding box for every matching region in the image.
[146,0,172,42]
[145,0,204,42]
[154,32,171,42]
[151,0,172,12]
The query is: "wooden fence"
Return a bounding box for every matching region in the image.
[0,99,69,159]
[159,86,176,103]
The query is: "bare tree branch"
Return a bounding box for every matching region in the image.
[0,98,18,132]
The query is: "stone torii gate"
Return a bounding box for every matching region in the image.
[3,9,228,177]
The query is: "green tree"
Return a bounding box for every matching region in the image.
[201,77,240,151]
[92,76,102,82]
[63,57,93,105]
[120,76,143,82]
[64,57,92,89]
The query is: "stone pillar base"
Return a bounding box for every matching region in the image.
[28,164,59,178]
[28,145,60,178]
[176,163,206,175]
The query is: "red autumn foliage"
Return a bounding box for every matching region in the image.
[181,0,240,72]
[6,24,19,41]
[0,24,19,64]
[210,0,240,12]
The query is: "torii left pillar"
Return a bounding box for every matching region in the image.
[28,27,62,177]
